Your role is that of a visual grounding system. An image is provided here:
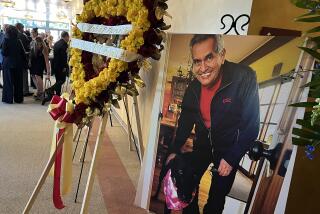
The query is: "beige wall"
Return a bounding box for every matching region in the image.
[165,0,253,35]
[250,37,304,83]
[113,57,168,150]
[248,0,318,35]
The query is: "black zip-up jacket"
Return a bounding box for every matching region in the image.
[170,61,260,167]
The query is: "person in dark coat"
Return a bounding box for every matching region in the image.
[42,31,69,105]
[166,34,260,214]
[16,23,32,96]
[1,25,25,104]
[0,25,5,89]
[25,29,35,89]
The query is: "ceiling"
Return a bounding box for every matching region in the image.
[0,0,83,22]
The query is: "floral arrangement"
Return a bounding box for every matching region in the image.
[46,0,170,209]
[68,0,170,123]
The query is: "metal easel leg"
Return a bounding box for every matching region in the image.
[79,126,91,163]
[109,109,113,127]
[80,114,108,214]
[74,125,92,203]
[124,94,134,151]
[72,127,83,161]
[132,94,144,160]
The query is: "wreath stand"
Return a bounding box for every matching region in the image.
[23,92,144,213]
[72,92,144,203]
[23,114,108,214]
[123,93,144,162]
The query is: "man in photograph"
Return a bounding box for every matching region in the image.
[166,34,260,214]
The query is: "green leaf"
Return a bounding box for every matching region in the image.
[296,8,320,18]
[296,15,320,22]
[304,112,313,120]
[291,0,320,9]
[292,137,312,146]
[292,128,320,139]
[289,102,318,107]
[309,36,320,44]
[301,79,320,87]
[297,11,317,18]
[299,47,320,60]
[309,86,320,97]
[305,26,320,34]
[296,119,320,132]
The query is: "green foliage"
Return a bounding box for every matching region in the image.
[296,15,320,22]
[291,0,320,9]
[292,137,315,146]
[291,0,320,148]
[299,47,320,59]
[289,101,318,107]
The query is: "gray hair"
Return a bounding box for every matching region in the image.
[190,34,224,54]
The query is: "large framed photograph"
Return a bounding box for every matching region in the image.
[144,34,314,214]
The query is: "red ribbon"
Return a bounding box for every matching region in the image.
[49,95,76,209]
[53,129,65,209]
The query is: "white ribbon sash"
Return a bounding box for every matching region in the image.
[70,38,140,62]
[77,23,133,35]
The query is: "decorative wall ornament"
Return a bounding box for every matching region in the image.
[220,14,250,35]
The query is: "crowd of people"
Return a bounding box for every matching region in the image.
[0,23,70,105]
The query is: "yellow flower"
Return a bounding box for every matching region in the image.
[71,0,151,105]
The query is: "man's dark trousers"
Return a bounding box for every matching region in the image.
[182,150,238,214]
[46,69,67,96]
[54,69,67,96]
[2,68,23,103]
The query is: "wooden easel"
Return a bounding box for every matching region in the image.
[23,114,108,214]
[23,95,145,213]
[72,94,145,213]
[80,115,108,214]
[23,134,65,213]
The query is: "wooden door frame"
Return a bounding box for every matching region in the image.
[248,40,314,214]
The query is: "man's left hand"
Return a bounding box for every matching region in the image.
[218,159,233,176]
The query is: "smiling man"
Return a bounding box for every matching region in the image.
[166,34,260,214]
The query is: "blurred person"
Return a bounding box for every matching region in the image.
[39,32,46,40]
[15,23,32,96]
[0,25,4,88]
[45,34,54,50]
[42,31,69,105]
[1,25,25,104]
[25,30,32,43]
[0,24,8,89]
[25,29,35,89]
[29,36,50,100]
[45,34,54,76]
[31,28,38,40]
